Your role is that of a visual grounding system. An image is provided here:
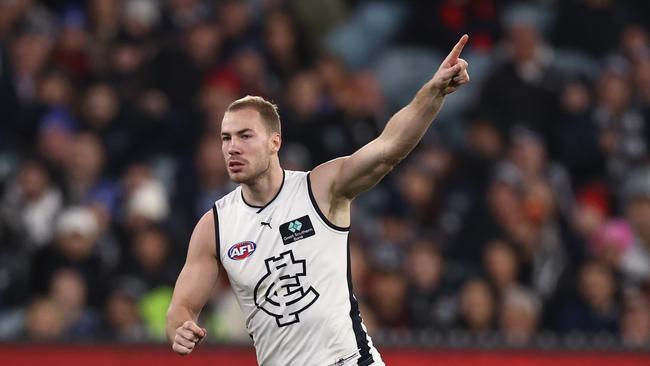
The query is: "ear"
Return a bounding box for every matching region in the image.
[270,132,282,153]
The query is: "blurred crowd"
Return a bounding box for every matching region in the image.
[1,0,650,349]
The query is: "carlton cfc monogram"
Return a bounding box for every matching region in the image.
[253,250,320,327]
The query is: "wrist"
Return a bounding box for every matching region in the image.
[415,84,445,107]
[420,81,446,100]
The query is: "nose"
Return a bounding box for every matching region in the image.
[227,138,241,156]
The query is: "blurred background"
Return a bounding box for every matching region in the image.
[1,0,650,362]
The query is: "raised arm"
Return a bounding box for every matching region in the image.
[166,210,220,355]
[310,35,470,224]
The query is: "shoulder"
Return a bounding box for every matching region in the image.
[188,208,218,259]
[215,186,240,210]
[284,169,308,180]
[308,158,347,195]
[279,169,310,191]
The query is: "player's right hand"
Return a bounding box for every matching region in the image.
[172,320,207,356]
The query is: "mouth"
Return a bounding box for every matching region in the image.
[228,160,245,171]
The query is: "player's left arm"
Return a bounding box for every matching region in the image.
[310,35,470,219]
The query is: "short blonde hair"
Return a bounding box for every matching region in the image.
[226,95,281,134]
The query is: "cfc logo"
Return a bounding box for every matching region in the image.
[253,250,320,327]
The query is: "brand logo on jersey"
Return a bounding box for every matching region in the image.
[287,220,302,232]
[253,250,319,327]
[228,241,256,260]
[279,215,315,245]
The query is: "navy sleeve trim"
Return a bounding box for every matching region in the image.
[306,173,350,232]
[212,204,220,260]
[347,236,373,365]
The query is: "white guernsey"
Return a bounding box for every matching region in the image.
[215,170,381,365]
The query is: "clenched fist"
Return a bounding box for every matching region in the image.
[172,320,207,356]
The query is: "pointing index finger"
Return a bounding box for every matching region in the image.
[445,34,469,65]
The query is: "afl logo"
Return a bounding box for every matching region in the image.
[228,241,256,260]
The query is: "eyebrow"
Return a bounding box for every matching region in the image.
[221,128,254,136]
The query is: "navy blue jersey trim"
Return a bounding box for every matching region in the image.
[306,173,350,232]
[212,204,220,260]
[347,236,373,365]
[241,192,263,209]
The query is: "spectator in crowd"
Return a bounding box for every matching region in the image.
[117,226,178,291]
[405,239,455,330]
[86,188,122,273]
[368,196,417,272]
[507,128,574,215]
[263,9,313,84]
[369,270,408,331]
[550,77,604,187]
[161,0,209,33]
[633,55,650,125]
[214,0,256,59]
[48,268,100,339]
[101,287,148,342]
[51,7,90,82]
[395,162,437,228]
[459,115,504,194]
[154,21,222,114]
[620,167,650,285]
[499,286,541,346]
[7,19,55,145]
[1,159,63,251]
[87,0,121,45]
[120,163,170,234]
[37,70,75,109]
[31,206,108,307]
[456,278,496,335]
[556,260,621,333]
[455,163,528,264]
[63,132,117,205]
[589,219,637,280]
[478,10,559,139]
[24,297,66,340]
[593,65,648,195]
[79,84,143,175]
[620,292,650,347]
[483,240,520,297]
[571,183,609,249]
[279,70,328,165]
[36,108,77,173]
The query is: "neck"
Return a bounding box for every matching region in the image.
[241,161,284,207]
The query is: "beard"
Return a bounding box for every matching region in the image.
[229,157,272,185]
